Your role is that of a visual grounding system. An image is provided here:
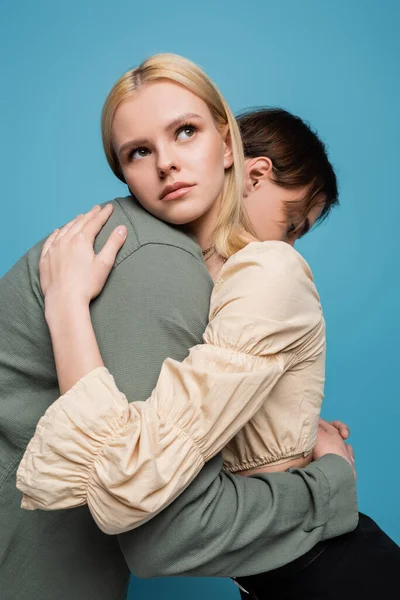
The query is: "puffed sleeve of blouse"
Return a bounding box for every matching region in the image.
[16,241,324,534]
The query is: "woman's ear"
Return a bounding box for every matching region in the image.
[243,157,273,196]
[222,127,234,169]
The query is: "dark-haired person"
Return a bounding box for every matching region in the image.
[2,54,364,600]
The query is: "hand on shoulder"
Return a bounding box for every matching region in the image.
[40,204,128,314]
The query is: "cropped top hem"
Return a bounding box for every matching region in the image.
[223,447,315,473]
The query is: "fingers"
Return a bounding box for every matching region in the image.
[96,226,127,268]
[80,204,114,242]
[330,420,350,440]
[318,418,335,434]
[319,418,350,440]
[54,215,84,243]
[40,204,114,260]
[41,229,60,259]
[64,205,104,240]
[50,205,101,246]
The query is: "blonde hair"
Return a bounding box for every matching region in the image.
[101,53,255,258]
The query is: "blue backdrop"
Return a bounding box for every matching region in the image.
[1,1,399,598]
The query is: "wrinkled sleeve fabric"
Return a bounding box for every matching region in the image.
[18,242,325,535]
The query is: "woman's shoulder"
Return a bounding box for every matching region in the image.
[233,240,312,276]
[206,241,323,356]
[214,241,315,298]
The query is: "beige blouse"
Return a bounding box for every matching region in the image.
[16,241,325,535]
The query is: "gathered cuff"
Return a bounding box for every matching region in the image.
[16,367,204,532]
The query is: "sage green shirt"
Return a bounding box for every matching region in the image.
[0,196,358,600]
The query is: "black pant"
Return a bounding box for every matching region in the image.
[235,513,400,600]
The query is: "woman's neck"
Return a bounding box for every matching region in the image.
[184,196,222,253]
[185,219,224,283]
[185,205,222,281]
[205,252,226,283]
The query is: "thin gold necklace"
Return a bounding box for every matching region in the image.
[202,245,215,261]
[202,245,214,257]
[205,249,217,262]
[202,245,227,264]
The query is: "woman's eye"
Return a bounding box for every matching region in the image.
[131,147,150,161]
[176,125,196,141]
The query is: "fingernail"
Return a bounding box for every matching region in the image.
[117,227,127,237]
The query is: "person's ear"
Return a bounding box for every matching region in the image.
[243,157,273,196]
[222,127,234,169]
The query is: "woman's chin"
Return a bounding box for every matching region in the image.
[133,194,215,228]
[156,203,210,228]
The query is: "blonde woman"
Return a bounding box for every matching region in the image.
[17,54,342,526]
[13,54,396,599]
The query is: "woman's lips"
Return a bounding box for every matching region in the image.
[161,184,196,201]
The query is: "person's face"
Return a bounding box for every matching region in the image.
[112,81,233,230]
[243,157,324,246]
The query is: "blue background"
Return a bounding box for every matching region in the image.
[1,1,399,598]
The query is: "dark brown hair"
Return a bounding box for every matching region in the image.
[237,108,339,232]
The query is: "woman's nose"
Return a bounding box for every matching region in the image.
[157,150,180,178]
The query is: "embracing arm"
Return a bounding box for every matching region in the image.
[124,453,357,577]
[17,226,327,533]
[16,212,358,575]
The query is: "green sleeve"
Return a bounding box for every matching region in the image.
[90,242,358,578]
[123,455,357,578]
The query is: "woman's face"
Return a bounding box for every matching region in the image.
[112,81,233,232]
[243,157,324,245]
